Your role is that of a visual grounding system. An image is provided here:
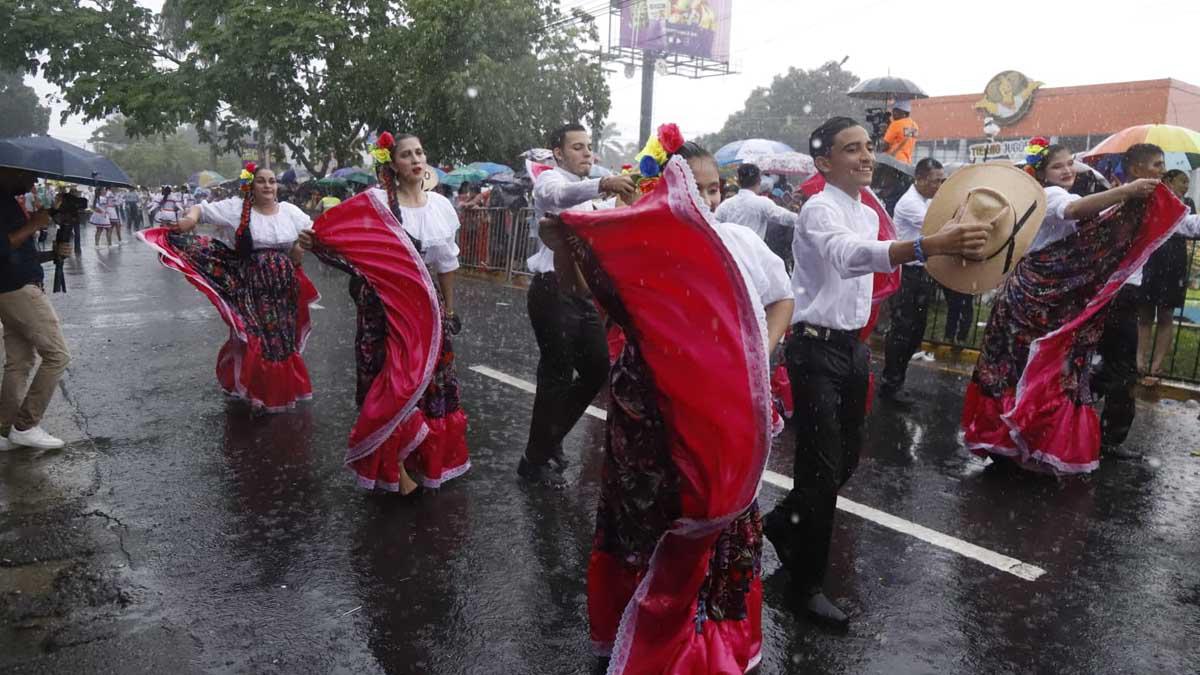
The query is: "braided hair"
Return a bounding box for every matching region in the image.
[234,162,262,260]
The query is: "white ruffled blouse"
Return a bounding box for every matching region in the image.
[199,197,312,251]
[370,188,461,274]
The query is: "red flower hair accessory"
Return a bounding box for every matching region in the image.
[657,123,685,154]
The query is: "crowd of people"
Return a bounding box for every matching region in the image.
[4,97,1197,672]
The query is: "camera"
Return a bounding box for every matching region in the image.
[864,108,892,143]
[46,193,88,219]
[49,194,86,293]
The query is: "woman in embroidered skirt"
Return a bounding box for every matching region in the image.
[301,132,469,496]
[137,163,320,413]
[549,128,792,674]
[962,139,1177,474]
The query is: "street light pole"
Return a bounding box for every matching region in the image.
[639,49,657,146]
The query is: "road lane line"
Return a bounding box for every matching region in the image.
[758,470,1045,581]
[470,364,1048,582]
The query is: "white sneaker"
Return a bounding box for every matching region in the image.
[0,437,16,451]
[9,425,65,449]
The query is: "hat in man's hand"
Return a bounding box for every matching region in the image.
[922,164,1046,295]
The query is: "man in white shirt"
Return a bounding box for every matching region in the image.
[879,158,945,405]
[762,117,989,629]
[519,123,636,487]
[714,163,799,241]
[1097,143,1200,459]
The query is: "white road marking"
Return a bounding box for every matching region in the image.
[470,364,1048,582]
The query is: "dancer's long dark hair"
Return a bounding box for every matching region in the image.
[235,165,266,260]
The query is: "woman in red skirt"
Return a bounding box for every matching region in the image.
[302,132,469,496]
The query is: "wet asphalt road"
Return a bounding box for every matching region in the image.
[2,232,1200,674]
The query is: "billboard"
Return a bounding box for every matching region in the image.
[619,0,732,63]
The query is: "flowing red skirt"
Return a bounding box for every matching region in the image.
[962,186,1187,473]
[138,228,318,411]
[564,158,771,674]
[311,191,469,491]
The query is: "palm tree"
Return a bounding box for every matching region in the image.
[593,122,629,167]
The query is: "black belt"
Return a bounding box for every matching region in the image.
[792,322,859,344]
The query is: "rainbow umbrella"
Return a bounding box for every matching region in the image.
[1082,124,1200,178]
[188,170,227,188]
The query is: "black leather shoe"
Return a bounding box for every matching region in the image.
[518,457,567,488]
[548,445,569,474]
[1102,444,1142,460]
[804,591,850,631]
[878,387,915,409]
[762,513,797,571]
[395,484,425,501]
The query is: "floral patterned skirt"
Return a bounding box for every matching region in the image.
[587,341,763,665]
[963,191,1184,474]
[137,228,318,411]
[345,276,469,491]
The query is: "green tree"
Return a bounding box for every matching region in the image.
[89,116,244,187]
[696,61,868,153]
[3,0,611,175]
[0,71,50,136]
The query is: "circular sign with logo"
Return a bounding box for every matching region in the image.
[973,71,1043,126]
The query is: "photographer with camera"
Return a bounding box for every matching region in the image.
[879,99,919,165]
[0,168,73,450]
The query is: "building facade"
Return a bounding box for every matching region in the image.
[910,76,1200,168]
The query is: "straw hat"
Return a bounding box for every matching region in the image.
[422,167,439,192]
[922,164,1046,295]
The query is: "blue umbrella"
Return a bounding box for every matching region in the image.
[714,139,796,166]
[0,135,133,187]
[331,167,366,178]
[466,161,514,177]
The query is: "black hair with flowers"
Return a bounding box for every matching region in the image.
[235,161,262,260]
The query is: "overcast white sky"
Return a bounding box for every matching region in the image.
[32,0,1200,150]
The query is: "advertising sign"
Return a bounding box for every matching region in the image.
[973,71,1043,126]
[620,0,732,62]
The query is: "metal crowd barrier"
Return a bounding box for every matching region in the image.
[456,207,537,282]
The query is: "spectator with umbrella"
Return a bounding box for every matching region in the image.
[0,167,73,450]
[879,100,919,165]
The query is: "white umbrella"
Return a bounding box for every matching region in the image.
[741,151,816,179]
[714,139,795,166]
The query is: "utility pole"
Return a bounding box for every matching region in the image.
[639,49,657,145]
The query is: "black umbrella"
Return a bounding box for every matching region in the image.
[847,76,928,101]
[0,135,133,187]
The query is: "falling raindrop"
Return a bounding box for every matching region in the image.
[466,86,479,99]
[811,138,823,150]
[802,103,813,114]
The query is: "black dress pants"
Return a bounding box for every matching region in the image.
[881,265,934,391]
[943,287,975,343]
[1097,285,1139,447]
[523,272,610,465]
[765,329,869,592]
